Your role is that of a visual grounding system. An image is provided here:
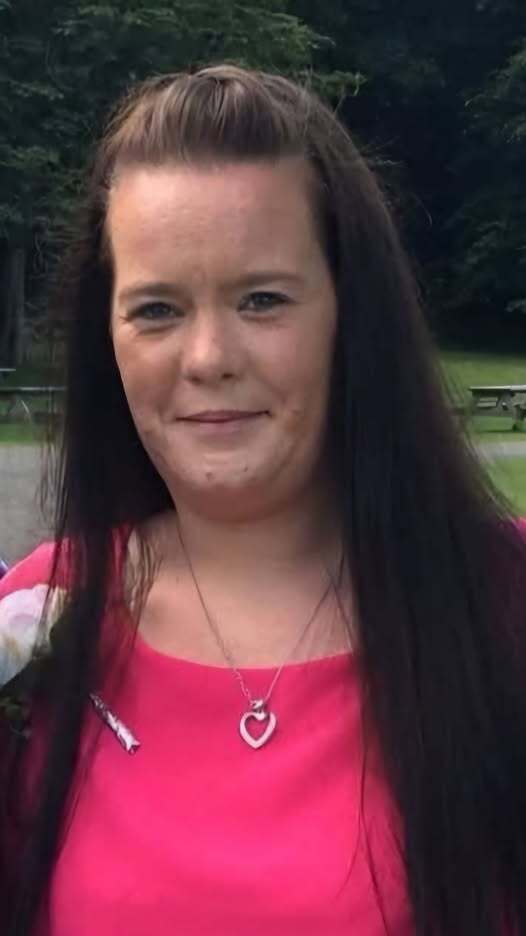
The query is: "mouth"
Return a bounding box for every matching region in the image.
[179,410,267,423]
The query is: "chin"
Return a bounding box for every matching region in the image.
[172,468,280,518]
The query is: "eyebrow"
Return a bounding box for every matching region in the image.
[117,271,305,304]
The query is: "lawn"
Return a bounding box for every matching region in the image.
[485,458,526,514]
[0,364,63,445]
[0,423,46,445]
[440,349,526,393]
[0,362,62,444]
[1,349,526,511]
[439,348,526,440]
[0,401,58,445]
[0,361,60,388]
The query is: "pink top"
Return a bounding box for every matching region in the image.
[0,544,414,935]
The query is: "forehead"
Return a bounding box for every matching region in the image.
[106,159,322,273]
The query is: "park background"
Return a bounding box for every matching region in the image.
[0,0,525,560]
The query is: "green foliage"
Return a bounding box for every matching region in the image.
[0,0,358,290]
[289,0,526,337]
[445,37,526,320]
[487,458,526,513]
[1,0,525,342]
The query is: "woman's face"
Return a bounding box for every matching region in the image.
[108,158,338,518]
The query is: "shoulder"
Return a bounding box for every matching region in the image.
[0,543,67,689]
[0,542,56,597]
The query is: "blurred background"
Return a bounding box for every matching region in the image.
[1,0,525,561]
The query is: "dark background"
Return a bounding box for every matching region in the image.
[1,0,525,367]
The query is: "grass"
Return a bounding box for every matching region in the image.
[439,348,526,441]
[0,403,59,444]
[0,353,525,521]
[0,361,61,388]
[485,458,526,514]
[2,347,526,439]
[467,416,525,437]
[427,348,526,510]
[439,349,526,393]
[0,361,63,443]
[0,423,45,444]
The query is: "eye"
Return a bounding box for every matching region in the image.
[128,302,182,323]
[240,291,288,314]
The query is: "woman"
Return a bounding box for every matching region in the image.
[1,64,525,936]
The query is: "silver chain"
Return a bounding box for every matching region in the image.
[176,523,342,707]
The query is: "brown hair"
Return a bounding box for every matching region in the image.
[4,65,526,936]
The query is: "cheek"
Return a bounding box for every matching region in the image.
[272,331,335,424]
[113,333,175,414]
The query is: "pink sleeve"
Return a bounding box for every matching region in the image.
[0,542,56,599]
[0,542,64,689]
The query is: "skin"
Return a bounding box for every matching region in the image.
[108,158,352,664]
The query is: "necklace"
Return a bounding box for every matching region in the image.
[177,524,341,750]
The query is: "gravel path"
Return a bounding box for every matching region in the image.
[477,441,526,459]
[0,445,51,564]
[1,440,526,567]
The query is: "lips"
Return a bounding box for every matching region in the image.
[180,410,266,422]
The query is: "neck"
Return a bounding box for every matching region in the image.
[134,479,354,666]
[153,481,342,578]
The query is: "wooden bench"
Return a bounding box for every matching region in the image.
[512,403,526,431]
[469,385,526,430]
[0,386,64,422]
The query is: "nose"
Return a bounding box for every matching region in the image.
[180,308,239,385]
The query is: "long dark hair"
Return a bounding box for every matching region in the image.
[3,64,526,935]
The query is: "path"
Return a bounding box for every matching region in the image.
[477,441,526,458]
[0,445,51,564]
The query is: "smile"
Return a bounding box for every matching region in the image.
[177,411,268,435]
[179,410,267,423]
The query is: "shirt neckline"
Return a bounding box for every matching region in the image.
[132,625,356,676]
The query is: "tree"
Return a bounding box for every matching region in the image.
[447,40,526,326]
[3,0,525,353]
[289,0,526,338]
[0,0,358,365]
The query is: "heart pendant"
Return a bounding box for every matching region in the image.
[239,700,277,749]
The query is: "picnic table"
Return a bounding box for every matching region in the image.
[469,385,526,430]
[0,385,64,422]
